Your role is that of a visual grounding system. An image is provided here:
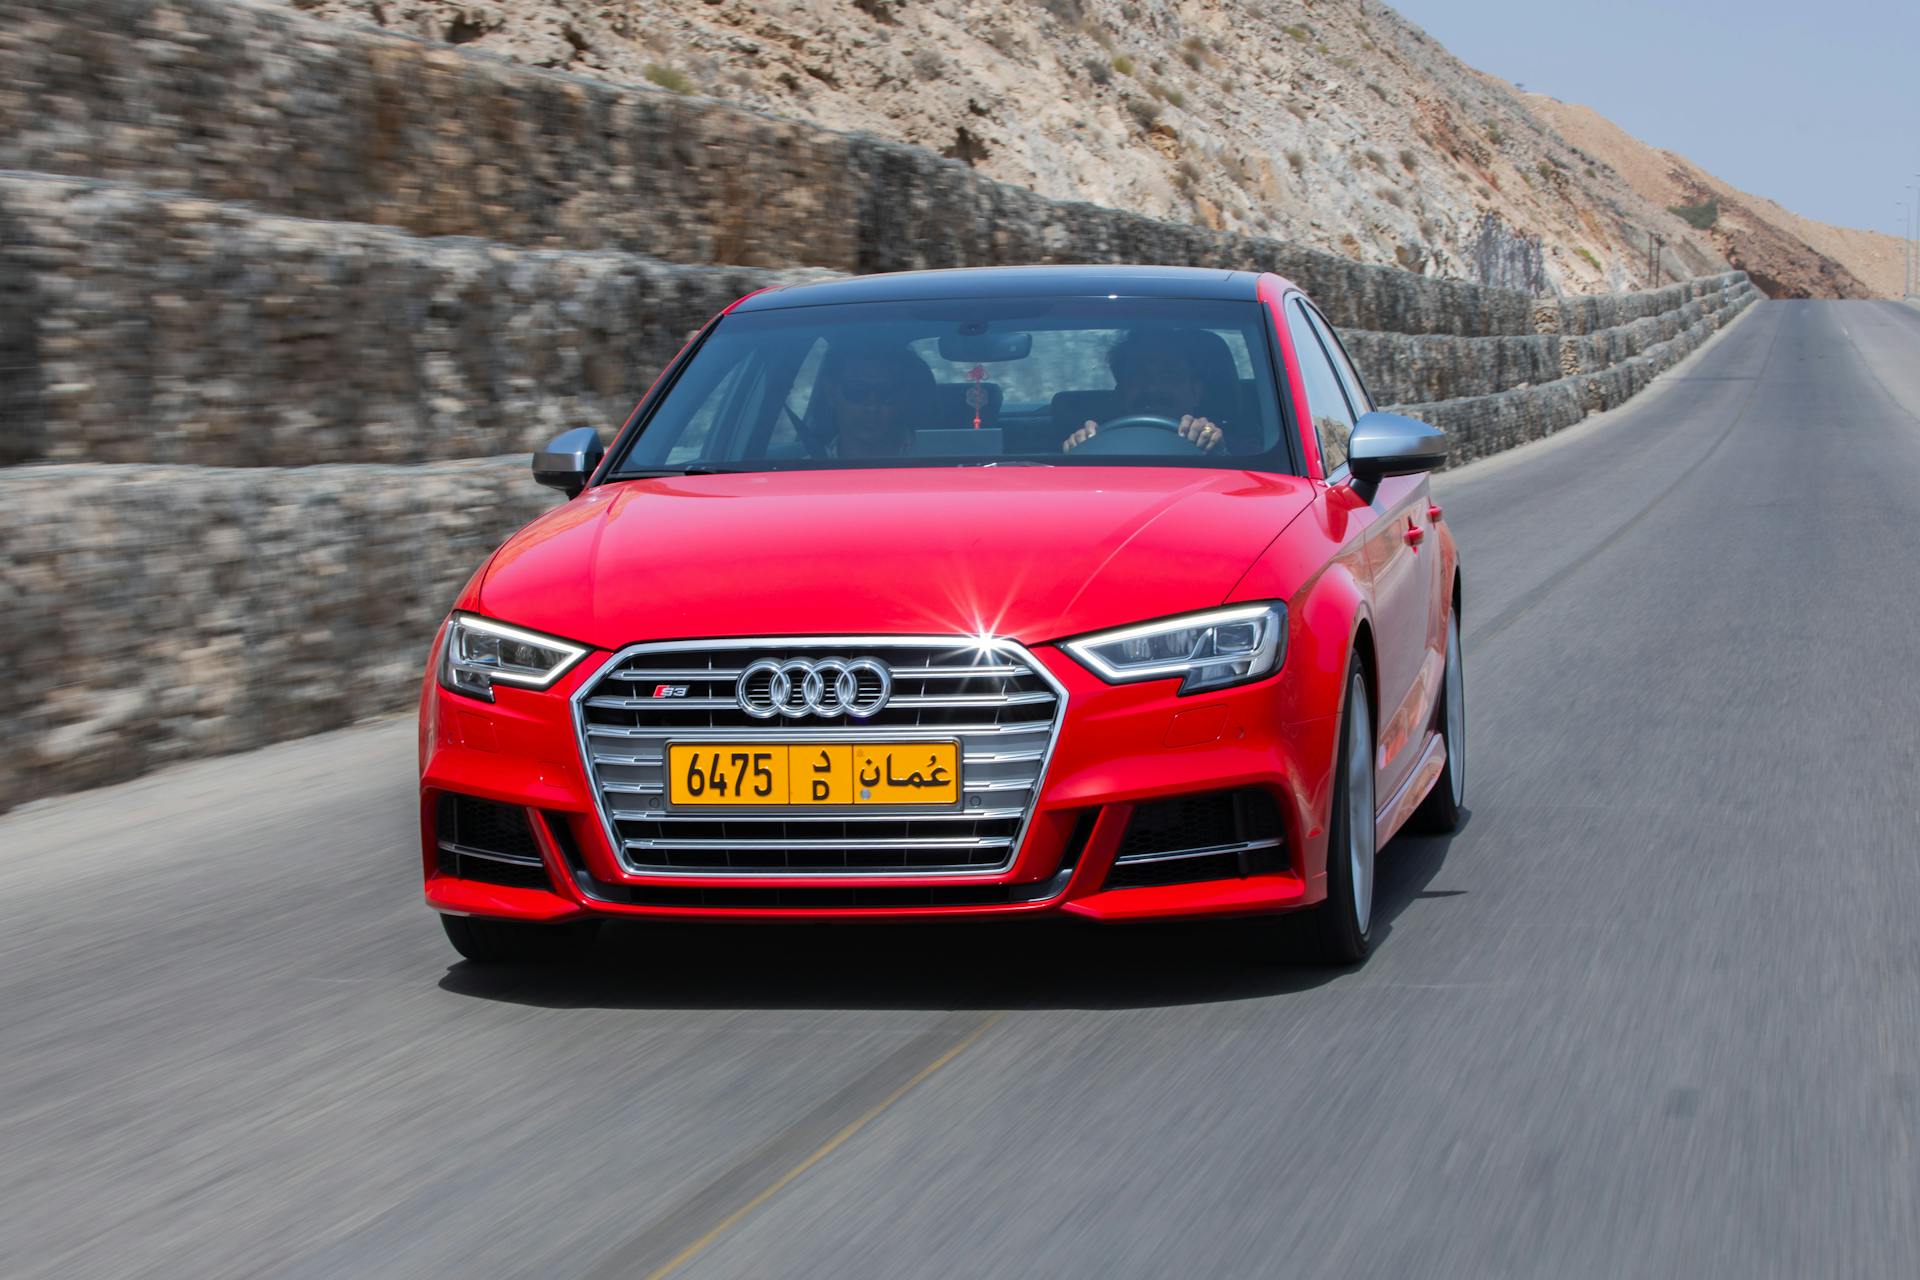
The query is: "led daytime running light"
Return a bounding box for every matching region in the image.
[1063,603,1285,694]
[439,612,589,702]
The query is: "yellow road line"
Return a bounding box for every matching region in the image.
[644,1011,1004,1280]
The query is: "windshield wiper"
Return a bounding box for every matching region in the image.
[617,464,759,478]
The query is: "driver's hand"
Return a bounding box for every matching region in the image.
[1179,415,1224,452]
[1062,419,1099,452]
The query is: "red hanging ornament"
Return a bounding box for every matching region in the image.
[965,363,988,430]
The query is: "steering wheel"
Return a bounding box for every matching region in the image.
[1070,414,1208,457]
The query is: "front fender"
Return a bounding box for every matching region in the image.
[1227,506,1372,895]
[1229,505,1370,728]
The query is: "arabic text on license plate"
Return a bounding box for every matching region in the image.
[666,743,959,807]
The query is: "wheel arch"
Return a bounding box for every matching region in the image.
[1350,614,1379,733]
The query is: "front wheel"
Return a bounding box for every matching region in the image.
[440,914,597,965]
[1411,604,1465,834]
[1306,657,1376,965]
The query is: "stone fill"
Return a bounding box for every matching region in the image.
[0,171,1751,469]
[0,459,551,809]
[0,175,814,466]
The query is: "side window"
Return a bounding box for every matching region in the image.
[1306,307,1372,417]
[1285,301,1356,474]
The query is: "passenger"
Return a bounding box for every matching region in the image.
[813,345,935,458]
[1062,328,1228,453]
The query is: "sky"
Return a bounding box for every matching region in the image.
[1386,0,1920,235]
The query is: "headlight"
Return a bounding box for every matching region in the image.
[438,612,589,702]
[1063,603,1286,694]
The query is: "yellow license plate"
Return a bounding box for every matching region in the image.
[666,742,960,807]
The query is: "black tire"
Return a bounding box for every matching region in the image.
[1305,655,1376,965]
[440,914,597,965]
[1410,603,1465,834]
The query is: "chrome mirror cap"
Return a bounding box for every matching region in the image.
[1348,411,1448,483]
[532,427,605,497]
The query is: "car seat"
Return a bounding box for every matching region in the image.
[1044,329,1259,454]
[799,343,939,456]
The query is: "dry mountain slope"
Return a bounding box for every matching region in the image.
[1526,96,1895,300]
[285,0,1734,294]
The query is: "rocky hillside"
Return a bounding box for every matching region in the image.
[284,0,1739,294]
[1526,96,1897,300]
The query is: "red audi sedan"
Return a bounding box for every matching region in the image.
[419,266,1463,966]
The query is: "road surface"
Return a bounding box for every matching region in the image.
[5,299,1919,1278]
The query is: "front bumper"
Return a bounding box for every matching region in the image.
[418,640,1338,924]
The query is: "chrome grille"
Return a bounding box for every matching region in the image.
[573,638,1067,876]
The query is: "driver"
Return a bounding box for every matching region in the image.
[814,344,935,458]
[1062,329,1227,454]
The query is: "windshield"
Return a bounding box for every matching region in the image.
[611,297,1294,475]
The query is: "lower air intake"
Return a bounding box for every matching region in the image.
[435,794,553,890]
[1102,789,1286,891]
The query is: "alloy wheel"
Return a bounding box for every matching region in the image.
[1445,612,1465,808]
[1348,672,1376,935]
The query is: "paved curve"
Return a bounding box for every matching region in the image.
[5,300,1919,1278]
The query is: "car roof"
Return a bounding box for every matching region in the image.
[734,265,1264,312]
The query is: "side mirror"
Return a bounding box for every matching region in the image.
[1347,411,1447,491]
[532,427,605,498]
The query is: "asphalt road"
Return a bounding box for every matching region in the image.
[6,299,1920,1279]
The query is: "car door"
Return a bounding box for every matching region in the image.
[1286,299,1432,806]
[1308,304,1445,801]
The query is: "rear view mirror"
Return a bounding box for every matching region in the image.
[532,427,605,498]
[1348,411,1447,491]
[937,331,1033,363]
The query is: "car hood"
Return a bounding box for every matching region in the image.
[476,467,1315,650]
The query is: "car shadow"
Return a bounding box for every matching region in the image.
[1364,805,1473,956]
[439,811,1468,1013]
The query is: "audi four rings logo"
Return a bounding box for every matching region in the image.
[738,657,892,719]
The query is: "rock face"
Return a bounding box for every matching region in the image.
[1527,96,1895,301]
[275,0,1740,294]
[0,0,1542,333]
[8,0,1740,293]
[0,0,1758,810]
